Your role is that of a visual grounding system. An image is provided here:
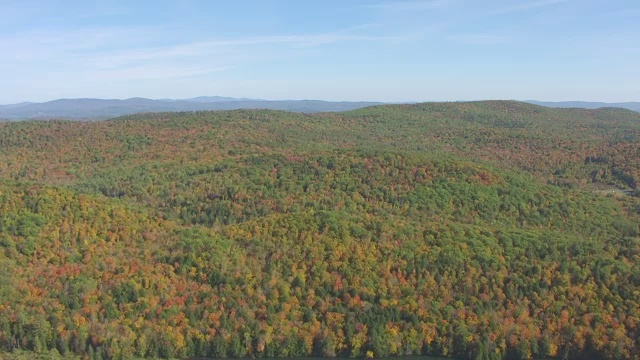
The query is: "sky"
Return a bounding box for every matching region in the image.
[0,0,639,104]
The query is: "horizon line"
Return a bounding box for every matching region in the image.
[1,97,639,107]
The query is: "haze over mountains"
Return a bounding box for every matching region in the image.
[0,97,638,120]
[526,100,640,112]
[0,97,382,120]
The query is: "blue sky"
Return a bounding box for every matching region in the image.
[0,0,638,103]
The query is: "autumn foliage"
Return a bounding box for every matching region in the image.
[0,101,639,359]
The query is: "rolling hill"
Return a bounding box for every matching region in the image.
[1,97,638,121]
[0,101,639,360]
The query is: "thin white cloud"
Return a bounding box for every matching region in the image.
[0,23,413,90]
[449,34,507,45]
[78,29,409,70]
[365,0,455,11]
[491,0,568,15]
[0,26,167,62]
[0,23,406,71]
[92,65,228,81]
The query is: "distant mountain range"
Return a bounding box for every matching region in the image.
[0,97,381,120]
[524,100,640,112]
[0,97,638,120]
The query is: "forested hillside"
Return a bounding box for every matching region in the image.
[0,101,639,360]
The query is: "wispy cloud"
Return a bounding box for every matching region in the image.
[79,29,407,70]
[365,0,455,11]
[491,0,568,15]
[92,65,228,81]
[0,23,410,85]
[449,34,507,45]
[0,26,167,62]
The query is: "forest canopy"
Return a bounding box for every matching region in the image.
[0,101,639,360]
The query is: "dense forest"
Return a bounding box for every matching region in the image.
[0,101,639,360]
